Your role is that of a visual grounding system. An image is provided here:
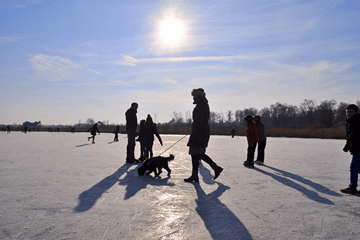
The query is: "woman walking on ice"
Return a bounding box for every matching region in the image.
[87,123,100,144]
[184,88,223,182]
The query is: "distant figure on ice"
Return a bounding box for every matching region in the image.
[254,116,267,165]
[143,114,162,159]
[136,119,146,162]
[126,102,138,163]
[87,123,100,144]
[114,125,120,142]
[23,126,28,134]
[6,125,10,134]
[231,128,236,138]
[340,104,360,194]
[243,115,258,168]
[184,88,223,182]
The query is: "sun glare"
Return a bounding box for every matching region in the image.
[160,18,184,46]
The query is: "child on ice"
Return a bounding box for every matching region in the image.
[243,115,258,167]
[87,123,100,144]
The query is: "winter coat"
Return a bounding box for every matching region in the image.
[256,121,266,142]
[187,96,210,148]
[143,122,162,145]
[126,107,138,131]
[344,113,360,155]
[246,122,258,147]
[87,125,100,136]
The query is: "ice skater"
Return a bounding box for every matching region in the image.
[340,104,360,194]
[243,115,258,167]
[254,116,267,165]
[87,123,100,144]
[114,125,120,141]
[231,128,236,138]
[184,88,223,182]
[143,115,162,159]
[6,125,10,134]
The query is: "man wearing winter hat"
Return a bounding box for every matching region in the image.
[341,104,360,194]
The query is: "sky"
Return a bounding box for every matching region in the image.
[1,0,359,125]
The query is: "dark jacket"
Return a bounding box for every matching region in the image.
[143,122,162,144]
[126,107,138,131]
[344,113,360,155]
[187,96,210,148]
[246,122,258,147]
[87,125,100,136]
[255,121,266,142]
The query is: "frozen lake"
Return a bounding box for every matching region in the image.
[1,132,360,239]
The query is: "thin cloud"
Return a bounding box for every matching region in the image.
[117,54,271,66]
[0,36,19,44]
[30,54,101,82]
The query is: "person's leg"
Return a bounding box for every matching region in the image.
[126,129,136,162]
[148,141,154,158]
[349,154,360,189]
[184,154,200,182]
[200,153,223,180]
[257,140,266,163]
[247,142,257,163]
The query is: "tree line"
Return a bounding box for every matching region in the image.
[161,99,360,129]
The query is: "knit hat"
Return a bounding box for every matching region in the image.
[244,115,253,122]
[191,88,206,98]
[254,116,261,121]
[146,114,153,123]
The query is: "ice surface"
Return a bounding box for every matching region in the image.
[1,132,360,239]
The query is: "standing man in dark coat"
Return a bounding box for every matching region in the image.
[184,88,223,182]
[126,102,138,163]
[341,104,360,194]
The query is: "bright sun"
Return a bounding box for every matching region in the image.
[160,18,184,45]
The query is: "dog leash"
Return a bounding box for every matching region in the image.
[159,134,188,156]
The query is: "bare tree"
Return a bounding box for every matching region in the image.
[335,102,349,126]
[86,118,95,125]
[316,100,336,128]
[226,110,233,123]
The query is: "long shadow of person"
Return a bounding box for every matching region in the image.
[253,166,338,205]
[74,164,131,212]
[263,165,341,197]
[194,166,253,240]
[119,166,175,200]
[75,143,92,147]
[199,161,215,184]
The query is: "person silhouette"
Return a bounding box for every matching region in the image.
[125,102,138,163]
[184,88,223,182]
[143,115,162,159]
[87,123,100,144]
[114,125,120,141]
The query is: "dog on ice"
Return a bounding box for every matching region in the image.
[137,154,174,177]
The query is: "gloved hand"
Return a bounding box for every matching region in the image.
[343,144,350,152]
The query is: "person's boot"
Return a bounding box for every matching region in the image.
[201,154,223,180]
[184,155,200,182]
[213,166,223,180]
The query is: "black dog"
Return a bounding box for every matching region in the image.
[137,154,174,177]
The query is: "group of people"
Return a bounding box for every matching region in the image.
[124,88,224,182]
[243,115,267,167]
[125,103,163,164]
[115,88,360,190]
